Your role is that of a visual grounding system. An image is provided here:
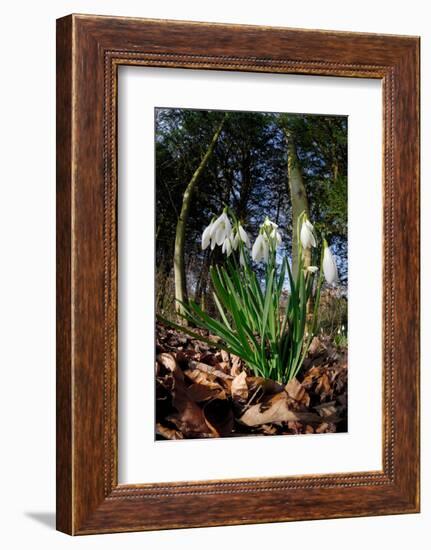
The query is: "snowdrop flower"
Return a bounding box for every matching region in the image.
[323,241,338,285]
[221,236,233,257]
[211,212,232,246]
[201,220,215,250]
[300,217,317,249]
[210,233,217,250]
[252,233,269,263]
[262,217,282,247]
[306,266,318,274]
[262,217,277,236]
[231,230,240,250]
[262,217,277,230]
[238,223,251,248]
[269,226,282,246]
[239,247,247,267]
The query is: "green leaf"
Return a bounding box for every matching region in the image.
[261,268,275,339]
[212,292,232,330]
[156,315,238,355]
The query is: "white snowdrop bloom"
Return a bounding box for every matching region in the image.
[201,220,215,250]
[300,218,317,249]
[221,236,233,257]
[323,243,338,285]
[262,217,278,230]
[238,224,251,248]
[252,233,269,263]
[211,212,232,246]
[232,230,240,250]
[239,247,247,267]
[261,217,281,248]
[306,266,319,273]
[271,228,282,246]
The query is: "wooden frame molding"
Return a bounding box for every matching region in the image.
[56,14,420,534]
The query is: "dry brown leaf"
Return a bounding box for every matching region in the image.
[217,361,230,373]
[248,376,284,395]
[316,373,331,395]
[314,401,338,418]
[230,364,242,377]
[287,421,303,434]
[169,367,211,436]
[302,366,321,388]
[230,354,242,376]
[184,368,217,385]
[285,378,304,400]
[189,360,233,381]
[156,423,184,440]
[186,383,226,402]
[239,392,320,427]
[315,422,337,434]
[198,352,219,366]
[308,336,321,355]
[175,349,198,367]
[258,424,278,435]
[156,352,177,372]
[156,322,347,439]
[220,350,231,364]
[231,371,248,402]
[285,378,310,407]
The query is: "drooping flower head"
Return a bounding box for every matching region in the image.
[231,229,240,251]
[322,239,338,285]
[221,236,233,257]
[238,223,251,248]
[210,211,232,246]
[251,217,282,263]
[202,211,252,258]
[251,233,269,263]
[231,222,251,251]
[262,217,282,247]
[300,216,317,249]
[201,219,215,250]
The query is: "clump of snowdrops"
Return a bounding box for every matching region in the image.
[165,208,338,383]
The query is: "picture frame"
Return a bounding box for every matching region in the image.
[56,14,420,535]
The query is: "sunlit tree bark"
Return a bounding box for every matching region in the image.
[284,128,311,276]
[174,114,227,320]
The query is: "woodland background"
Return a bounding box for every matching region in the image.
[155,107,348,340]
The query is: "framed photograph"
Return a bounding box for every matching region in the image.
[56,14,420,534]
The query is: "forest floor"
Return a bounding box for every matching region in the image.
[155,321,348,440]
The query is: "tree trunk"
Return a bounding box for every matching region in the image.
[174,114,227,319]
[284,129,311,276]
[236,148,252,222]
[284,129,315,325]
[195,249,210,309]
